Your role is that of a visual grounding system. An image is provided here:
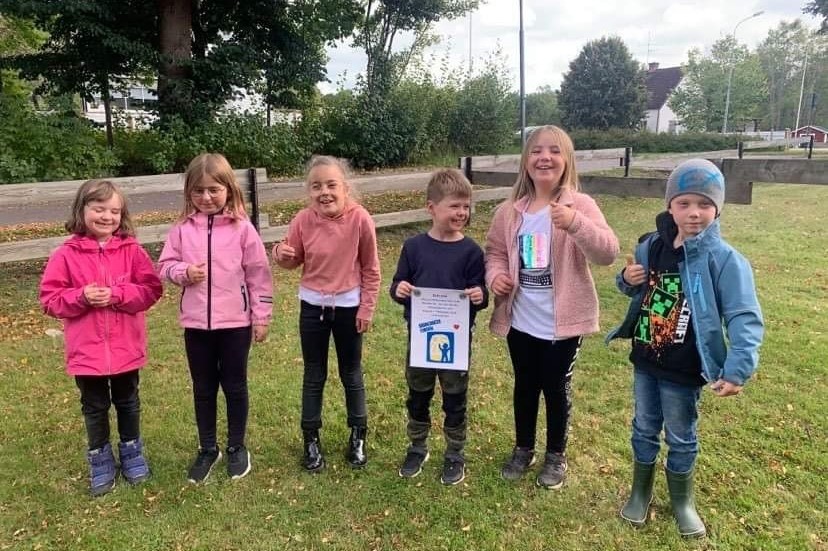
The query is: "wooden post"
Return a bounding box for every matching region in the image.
[624,147,632,177]
[808,135,815,160]
[248,167,260,232]
[738,141,744,159]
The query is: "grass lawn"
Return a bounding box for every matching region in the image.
[0,183,825,550]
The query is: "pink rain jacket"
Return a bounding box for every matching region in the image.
[158,212,273,330]
[39,234,163,376]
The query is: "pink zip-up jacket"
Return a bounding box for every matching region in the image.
[274,203,380,321]
[158,212,273,330]
[485,188,619,338]
[39,234,163,376]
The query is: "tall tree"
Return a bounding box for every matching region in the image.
[670,36,767,132]
[0,1,156,145]
[757,20,810,130]
[352,0,478,97]
[558,36,647,130]
[805,0,828,32]
[0,13,45,96]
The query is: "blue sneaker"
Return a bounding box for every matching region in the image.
[87,443,117,497]
[119,438,151,485]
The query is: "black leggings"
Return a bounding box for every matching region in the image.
[506,328,582,453]
[75,371,141,450]
[184,326,252,450]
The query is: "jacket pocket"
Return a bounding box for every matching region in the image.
[692,273,708,313]
[241,285,249,312]
[179,287,186,313]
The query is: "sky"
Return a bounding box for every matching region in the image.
[319,0,818,94]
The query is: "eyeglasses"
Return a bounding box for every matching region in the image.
[190,187,226,198]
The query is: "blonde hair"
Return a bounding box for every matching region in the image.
[304,155,361,203]
[511,125,579,203]
[180,153,247,220]
[426,169,472,203]
[65,179,135,236]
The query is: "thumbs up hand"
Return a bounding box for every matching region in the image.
[622,253,647,286]
[549,201,575,230]
[187,262,208,284]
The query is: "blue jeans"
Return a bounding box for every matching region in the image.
[631,369,701,473]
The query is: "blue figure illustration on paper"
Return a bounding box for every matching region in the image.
[426,332,454,364]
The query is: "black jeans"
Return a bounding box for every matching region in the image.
[184,326,252,450]
[75,370,141,450]
[299,301,367,431]
[506,328,582,454]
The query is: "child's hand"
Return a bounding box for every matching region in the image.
[710,379,743,397]
[550,201,575,230]
[465,286,484,305]
[356,317,371,333]
[622,254,647,286]
[253,325,268,343]
[395,281,413,299]
[84,284,111,307]
[187,263,207,283]
[274,241,296,262]
[491,274,514,296]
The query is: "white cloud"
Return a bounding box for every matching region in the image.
[320,0,817,94]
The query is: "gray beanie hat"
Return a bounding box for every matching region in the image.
[665,159,725,214]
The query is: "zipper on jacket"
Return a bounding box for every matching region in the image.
[207,215,214,329]
[99,246,112,374]
[241,285,248,312]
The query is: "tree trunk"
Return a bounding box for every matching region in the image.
[157,0,193,125]
[100,76,114,149]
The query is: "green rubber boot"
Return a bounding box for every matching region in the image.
[665,467,706,538]
[620,461,656,526]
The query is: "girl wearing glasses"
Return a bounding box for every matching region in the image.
[158,153,273,484]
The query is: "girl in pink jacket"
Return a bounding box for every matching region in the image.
[39,179,163,496]
[158,153,273,484]
[273,155,380,472]
[485,126,619,489]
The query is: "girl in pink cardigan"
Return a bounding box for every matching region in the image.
[485,126,619,489]
[273,155,381,472]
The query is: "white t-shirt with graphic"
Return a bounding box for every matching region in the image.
[511,207,556,340]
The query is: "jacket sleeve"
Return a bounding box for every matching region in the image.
[389,241,412,307]
[157,224,191,286]
[717,252,764,386]
[467,243,489,312]
[242,222,274,326]
[273,211,305,270]
[484,203,511,289]
[566,195,620,266]
[39,247,91,319]
[357,211,381,321]
[110,245,163,314]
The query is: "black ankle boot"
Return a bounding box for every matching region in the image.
[346,426,367,467]
[302,430,325,472]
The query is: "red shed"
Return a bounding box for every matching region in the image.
[792,125,828,143]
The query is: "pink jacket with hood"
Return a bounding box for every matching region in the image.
[158,212,273,330]
[485,188,619,338]
[39,234,163,376]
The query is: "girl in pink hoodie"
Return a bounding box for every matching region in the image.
[40,179,163,496]
[485,126,619,489]
[158,153,273,484]
[273,155,380,472]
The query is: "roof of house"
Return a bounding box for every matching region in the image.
[646,66,683,110]
[794,125,827,134]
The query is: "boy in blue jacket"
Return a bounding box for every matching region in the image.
[607,159,763,538]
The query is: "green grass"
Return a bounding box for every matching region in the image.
[0,185,826,550]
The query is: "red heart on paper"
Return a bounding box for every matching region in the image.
[453,324,460,330]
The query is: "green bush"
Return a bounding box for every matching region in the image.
[567,128,740,153]
[0,96,118,184]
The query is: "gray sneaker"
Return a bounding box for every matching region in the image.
[536,452,567,489]
[227,445,251,480]
[440,456,466,486]
[501,446,536,481]
[187,447,221,484]
[398,451,429,478]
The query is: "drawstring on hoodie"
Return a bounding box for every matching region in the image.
[319,293,336,321]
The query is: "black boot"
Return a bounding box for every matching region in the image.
[620,461,656,526]
[346,426,367,468]
[665,467,706,538]
[302,430,325,472]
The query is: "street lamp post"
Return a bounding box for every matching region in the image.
[519,0,526,144]
[722,11,763,133]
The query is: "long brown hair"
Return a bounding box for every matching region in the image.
[180,153,247,220]
[65,179,135,236]
[510,125,580,204]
